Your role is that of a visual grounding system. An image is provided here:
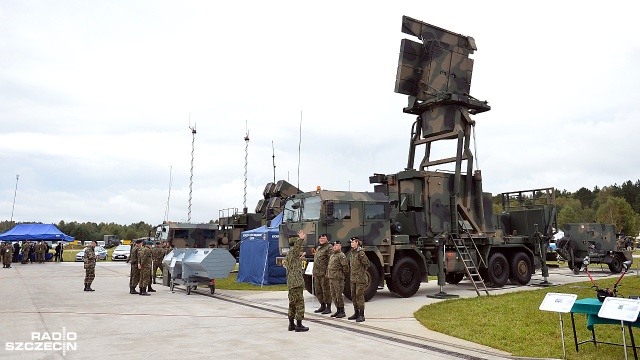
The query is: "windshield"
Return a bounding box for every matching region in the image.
[301,196,321,221]
[283,198,301,222]
[116,245,129,251]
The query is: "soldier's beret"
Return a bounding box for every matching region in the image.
[334,241,341,246]
[145,240,154,245]
[155,242,160,245]
[135,239,143,244]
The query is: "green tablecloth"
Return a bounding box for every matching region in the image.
[571,298,640,330]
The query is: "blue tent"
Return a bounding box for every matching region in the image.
[237,213,286,286]
[0,224,74,241]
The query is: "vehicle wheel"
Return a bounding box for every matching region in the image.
[608,254,624,274]
[509,252,532,285]
[390,257,421,298]
[343,261,380,302]
[486,252,509,288]
[303,274,315,295]
[445,272,465,285]
[209,284,215,294]
[186,286,191,295]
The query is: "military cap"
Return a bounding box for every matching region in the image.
[135,239,143,244]
[145,240,154,245]
[333,240,341,246]
[155,241,160,245]
[319,233,328,238]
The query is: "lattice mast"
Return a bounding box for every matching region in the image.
[188,120,196,223]
[243,122,250,214]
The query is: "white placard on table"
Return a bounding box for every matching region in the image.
[598,297,640,323]
[304,261,314,276]
[539,293,578,313]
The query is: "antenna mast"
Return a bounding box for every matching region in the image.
[188,117,196,223]
[10,174,19,224]
[164,166,173,222]
[272,141,276,183]
[243,121,250,214]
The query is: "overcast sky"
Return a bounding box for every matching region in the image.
[1,1,639,225]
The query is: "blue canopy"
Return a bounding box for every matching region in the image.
[237,213,286,286]
[0,224,74,241]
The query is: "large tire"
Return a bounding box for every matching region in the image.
[304,274,315,295]
[390,257,421,298]
[445,273,465,285]
[385,277,396,293]
[509,252,533,285]
[486,252,509,288]
[343,261,380,302]
[608,253,624,274]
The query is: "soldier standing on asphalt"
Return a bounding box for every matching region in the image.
[348,237,369,322]
[312,233,333,314]
[13,242,20,263]
[129,239,143,294]
[21,241,30,264]
[327,241,348,318]
[83,240,97,291]
[36,241,45,263]
[152,242,165,284]
[138,240,153,295]
[284,229,309,332]
[2,241,13,268]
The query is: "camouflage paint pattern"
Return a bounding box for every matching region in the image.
[287,287,305,321]
[152,246,165,275]
[557,223,633,270]
[350,283,366,309]
[138,246,152,288]
[285,237,305,320]
[328,249,348,308]
[129,245,141,288]
[83,246,96,286]
[2,242,13,266]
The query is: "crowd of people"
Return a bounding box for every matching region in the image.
[284,230,370,332]
[0,240,66,268]
[127,240,172,296]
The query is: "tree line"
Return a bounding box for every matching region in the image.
[0,220,156,242]
[3,180,640,240]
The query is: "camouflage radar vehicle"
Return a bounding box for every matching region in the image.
[279,16,557,301]
[555,223,633,274]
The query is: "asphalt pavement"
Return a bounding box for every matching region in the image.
[0,260,634,360]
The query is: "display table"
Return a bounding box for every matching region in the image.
[570,298,640,359]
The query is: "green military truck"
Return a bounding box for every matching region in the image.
[556,223,633,274]
[278,16,556,301]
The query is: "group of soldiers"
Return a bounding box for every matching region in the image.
[284,230,370,332]
[0,240,52,267]
[128,240,171,296]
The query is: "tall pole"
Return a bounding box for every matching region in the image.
[272,141,276,184]
[243,121,250,214]
[188,119,196,223]
[10,174,19,224]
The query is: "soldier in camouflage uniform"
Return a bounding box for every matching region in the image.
[83,240,97,291]
[21,241,30,264]
[129,239,143,294]
[284,229,309,332]
[36,241,46,263]
[152,241,165,284]
[138,240,153,296]
[327,241,348,318]
[348,237,369,322]
[312,233,333,314]
[2,241,13,268]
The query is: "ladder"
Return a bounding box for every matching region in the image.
[451,235,489,296]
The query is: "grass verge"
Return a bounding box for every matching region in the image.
[414,275,640,360]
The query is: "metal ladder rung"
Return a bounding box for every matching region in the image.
[451,235,489,297]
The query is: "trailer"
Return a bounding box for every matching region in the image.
[163,248,236,295]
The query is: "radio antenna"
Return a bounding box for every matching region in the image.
[297,111,302,190]
[164,166,173,222]
[188,115,196,223]
[10,174,19,224]
[272,141,276,183]
[243,121,250,214]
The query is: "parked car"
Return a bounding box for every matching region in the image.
[75,246,107,262]
[111,244,131,261]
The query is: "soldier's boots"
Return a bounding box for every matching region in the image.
[348,307,359,320]
[84,284,95,292]
[335,307,346,318]
[330,307,340,317]
[130,287,139,294]
[153,276,156,284]
[288,317,295,331]
[356,309,365,323]
[139,288,150,296]
[321,303,332,315]
[294,320,309,332]
[148,285,156,292]
[313,303,326,313]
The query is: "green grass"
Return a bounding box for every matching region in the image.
[213,272,288,291]
[415,276,640,359]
